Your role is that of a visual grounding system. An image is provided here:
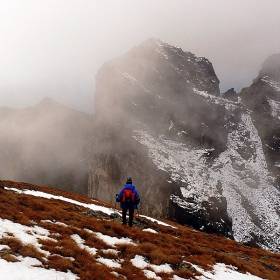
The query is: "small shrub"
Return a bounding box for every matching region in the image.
[84,234,108,250]
[39,238,58,252]
[75,248,96,265]
[99,249,119,259]
[47,255,74,272]
[1,254,19,263]
[116,259,144,280]
[149,248,170,265]
[16,214,34,226]
[51,237,81,258]
[0,237,23,254]
[212,251,243,269]
[185,254,213,270]
[174,264,200,279]
[137,242,157,255]
[19,244,45,262]
[22,209,41,222]
[78,263,114,280]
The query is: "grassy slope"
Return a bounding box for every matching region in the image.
[0,180,279,280]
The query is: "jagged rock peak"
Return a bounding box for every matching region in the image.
[139,37,184,53]
[256,53,280,83]
[95,38,220,117]
[139,38,215,66]
[38,96,59,106]
[35,96,73,113]
[139,37,164,47]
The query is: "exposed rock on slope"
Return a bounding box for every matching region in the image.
[89,39,280,252]
[241,54,280,186]
[89,38,233,238]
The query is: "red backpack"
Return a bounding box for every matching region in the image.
[122,189,135,204]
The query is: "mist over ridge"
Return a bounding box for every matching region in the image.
[0,96,92,194]
[1,1,280,112]
[89,37,280,252]
[1,36,280,252]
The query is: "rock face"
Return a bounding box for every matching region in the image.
[89,39,280,252]
[89,38,232,238]
[0,97,92,195]
[241,54,280,186]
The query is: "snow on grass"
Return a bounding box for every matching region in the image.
[0,217,78,279]
[0,218,52,256]
[143,269,161,280]
[0,186,272,279]
[5,186,179,231]
[195,263,266,280]
[93,232,135,248]
[139,215,177,229]
[131,254,173,273]
[5,187,115,216]
[101,248,119,256]
[0,257,78,280]
[96,257,122,268]
[72,232,127,269]
[143,228,158,234]
[71,234,98,255]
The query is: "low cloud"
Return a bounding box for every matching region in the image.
[0,1,280,112]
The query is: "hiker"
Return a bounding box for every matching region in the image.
[116,177,140,227]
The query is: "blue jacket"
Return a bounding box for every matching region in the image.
[116,183,140,209]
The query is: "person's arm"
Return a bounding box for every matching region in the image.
[116,189,123,202]
[134,189,140,204]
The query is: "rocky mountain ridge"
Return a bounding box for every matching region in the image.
[89,38,280,252]
[1,38,280,253]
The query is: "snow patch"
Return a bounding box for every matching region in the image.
[195,263,266,280]
[133,110,280,252]
[267,97,280,119]
[261,76,280,91]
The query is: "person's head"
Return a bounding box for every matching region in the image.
[126,177,132,184]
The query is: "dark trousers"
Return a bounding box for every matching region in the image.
[122,207,134,227]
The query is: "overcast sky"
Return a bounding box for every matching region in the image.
[1,0,280,113]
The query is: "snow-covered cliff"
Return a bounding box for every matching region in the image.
[89,39,280,252]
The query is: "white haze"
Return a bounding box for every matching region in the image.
[1,0,280,113]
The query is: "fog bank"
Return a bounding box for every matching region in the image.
[1,1,280,112]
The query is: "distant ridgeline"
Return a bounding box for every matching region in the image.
[88,38,280,252]
[1,38,279,252]
[0,97,92,195]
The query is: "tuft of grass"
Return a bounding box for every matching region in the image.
[19,244,45,262]
[1,254,19,263]
[0,237,23,254]
[116,259,145,280]
[47,255,74,272]
[99,249,119,259]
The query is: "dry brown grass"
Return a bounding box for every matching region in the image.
[0,237,23,254]
[0,180,280,280]
[47,254,74,272]
[0,237,45,263]
[19,244,45,262]
[1,254,19,262]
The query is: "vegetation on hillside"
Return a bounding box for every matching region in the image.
[0,180,279,280]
